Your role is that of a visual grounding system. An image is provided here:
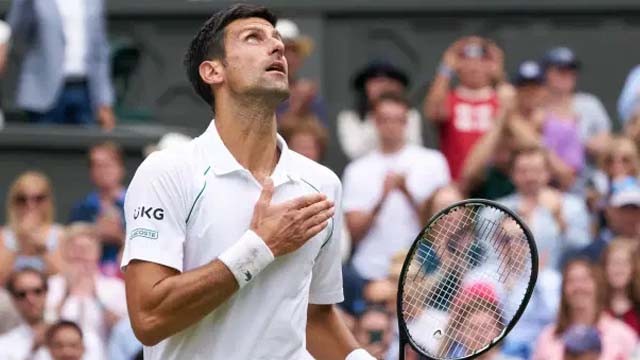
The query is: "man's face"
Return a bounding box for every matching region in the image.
[220,17,289,102]
[288,133,321,162]
[64,235,101,268]
[511,152,549,196]
[457,57,492,89]
[545,66,577,94]
[11,272,47,324]
[89,148,124,191]
[373,100,408,148]
[48,327,84,360]
[606,205,640,237]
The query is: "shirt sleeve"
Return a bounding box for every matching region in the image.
[121,153,187,272]
[309,178,345,304]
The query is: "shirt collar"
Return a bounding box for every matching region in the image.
[202,120,300,186]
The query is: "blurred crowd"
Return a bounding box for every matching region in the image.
[1,3,640,360]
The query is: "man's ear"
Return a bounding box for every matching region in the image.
[199,59,224,86]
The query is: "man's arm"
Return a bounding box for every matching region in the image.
[423,38,466,123]
[306,304,360,359]
[124,259,238,346]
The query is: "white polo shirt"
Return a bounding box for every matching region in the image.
[343,144,450,280]
[121,120,344,360]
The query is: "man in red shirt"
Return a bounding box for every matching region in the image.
[424,36,504,180]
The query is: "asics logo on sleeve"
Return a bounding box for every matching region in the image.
[133,206,165,220]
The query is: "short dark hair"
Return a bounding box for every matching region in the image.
[371,92,410,111]
[184,4,278,107]
[6,267,48,296]
[46,320,83,345]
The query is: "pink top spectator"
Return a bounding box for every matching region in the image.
[531,314,638,360]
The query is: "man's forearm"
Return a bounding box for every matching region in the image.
[127,260,238,346]
[424,73,451,122]
[306,304,360,360]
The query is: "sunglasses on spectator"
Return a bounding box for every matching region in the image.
[13,193,49,206]
[12,287,46,300]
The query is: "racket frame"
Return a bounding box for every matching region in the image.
[396,198,539,360]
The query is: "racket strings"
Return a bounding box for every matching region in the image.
[400,204,533,359]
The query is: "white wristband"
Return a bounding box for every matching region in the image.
[218,230,275,289]
[346,348,376,360]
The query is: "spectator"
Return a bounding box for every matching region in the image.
[0,20,11,129]
[562,325,602,360]
[46,320,85,360]
[279,117,329,163]
[6,0,115,129]
[274,19,328,127]
[69,142,126,273]
[424,36,504,180]
[618,64,640,126]
[601,239,640,335]
[532,258,637,360]
[541,47,611,165]
[353,306,393,360]
[46,223,127,350]
[342,93,450,284]
[0,268,50,360]
[108,317,142,360]
[0,171,65,283]
[581,179,640,261]
[498,146,590,270]
[337,60,423,160]
[590,136,640,203]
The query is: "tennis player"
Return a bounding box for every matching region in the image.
[121,4,375,360]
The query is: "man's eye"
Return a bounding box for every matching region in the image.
[246,34,260,43]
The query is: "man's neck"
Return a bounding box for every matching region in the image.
[215,94,280,182]
[379,141,405,154]
[26,318,45,330]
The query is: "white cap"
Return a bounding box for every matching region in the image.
[610,187,640,207]
[275,19,301,41]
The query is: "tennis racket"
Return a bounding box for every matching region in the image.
[397,199,538,360]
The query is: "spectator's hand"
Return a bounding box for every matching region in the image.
[66,264,97,298]
[98,105,116,131]
[250,178,335,257]
[16,212,47,255]
[538,187,563,216]
[442,38,466,71]
[289,79,318,116]
[96,206,124,245]
[382,172,398,199]
[485,39,505,83]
